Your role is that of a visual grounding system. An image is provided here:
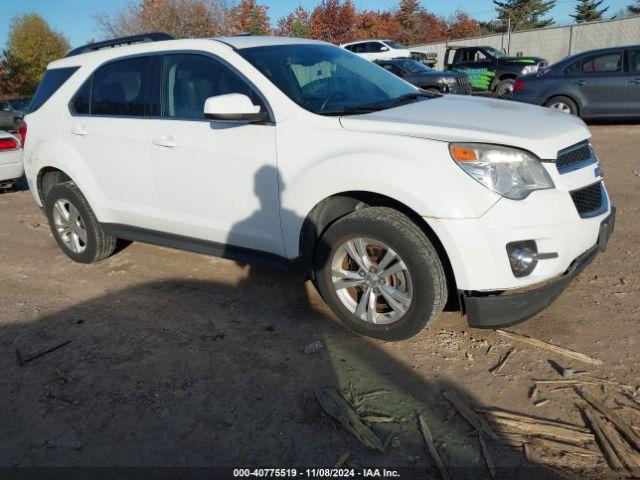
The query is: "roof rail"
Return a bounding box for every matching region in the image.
[65,32,175,58]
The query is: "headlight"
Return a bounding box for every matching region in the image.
[449,143,555,200]
[521,64,539,75]
[441,77,458,85]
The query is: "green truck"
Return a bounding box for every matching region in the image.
[445,46,548,98]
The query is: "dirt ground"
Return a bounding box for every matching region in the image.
[1,124,639,479]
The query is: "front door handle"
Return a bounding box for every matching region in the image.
[71,126,89,136]
[574,80,586,86]
[152,136,179,149]
[630,78,640,85]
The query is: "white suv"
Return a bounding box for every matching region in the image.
[23,34,614,340]
[341,39,412,62]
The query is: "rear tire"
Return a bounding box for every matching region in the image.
[545,96,578,116]
[314,207,447,341]
[45,182,117,264]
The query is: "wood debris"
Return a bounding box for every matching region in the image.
[417,413,451,480]
[533,399,550,408]
[495,330,602,365]
[490,347,516,376]
[582,406,629,473]
[479,409,594,445]
[577,389,640,453]
[334,451,351,468]
[316,389,384,451]
[478,432,497,479]
[442,391,497,439]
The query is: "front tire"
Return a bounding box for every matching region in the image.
[45,182,117,264]
[496,78,515,98]
[314,207,447,341]
[545,96,578,116]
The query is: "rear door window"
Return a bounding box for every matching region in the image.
[581,52,622,74]
[30,67,79,112]
[91,57,150,116]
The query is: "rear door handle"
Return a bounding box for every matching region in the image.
[630,78,640,85]
[574,80,586,86]
[152,136,179,149]
[71,126,89,136]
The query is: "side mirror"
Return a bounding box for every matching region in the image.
[204,94,269,123]
[380,46,390,52]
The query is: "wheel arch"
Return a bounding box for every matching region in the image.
[36,167,74,206]
[297,191,460,310]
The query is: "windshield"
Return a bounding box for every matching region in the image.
[384,41,408,50]
[484,47,506,59]
[239,44,421,115]
[398,60,432,74]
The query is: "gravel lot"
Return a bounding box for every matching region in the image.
[1,123,639,478]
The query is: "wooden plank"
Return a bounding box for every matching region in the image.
[442,391,497,439]
[495,330,602,365]
[478,409,591,433]
[578,389,640,453]
[418,413,451,480]
[583,406,628,473]
[334,452,351,468]
[316,389,383,451]
[478,433,497,479]
[481,412,595,445]
[528,437,600,456]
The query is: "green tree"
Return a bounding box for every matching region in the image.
[629,0,640,14]
[571,0,609,22]
[276,6,310,37]
[493,0,557,30]
[1,13,69,96]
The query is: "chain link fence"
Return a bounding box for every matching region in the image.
[412,16,640,70]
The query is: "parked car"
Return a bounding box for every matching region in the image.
[0,100,22,131]
[23,33,614,341]
[0,130,24,190]
[375,59,471,95]
[511,45,640,118]
[445,45,548,98]
[8,97,32,115]
[341,39,432,64]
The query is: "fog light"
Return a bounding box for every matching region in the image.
[507,241,538,277]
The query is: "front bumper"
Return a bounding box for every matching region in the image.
[461,208,615,328]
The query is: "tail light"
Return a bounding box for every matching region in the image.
[514,80,525,92]
[0,137,18,151]
[17,120,27,148]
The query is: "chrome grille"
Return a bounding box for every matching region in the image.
[456,76,469,86]
[557,142,596,174]
[570,182,605,218]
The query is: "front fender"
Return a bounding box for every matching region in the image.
[277,121,499,258]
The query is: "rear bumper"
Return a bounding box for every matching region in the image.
[0,161,24,182]
[461,208,615,328]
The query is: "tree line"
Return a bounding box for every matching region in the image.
[1,0,640,98]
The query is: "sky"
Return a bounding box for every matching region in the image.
[0,0,633,50]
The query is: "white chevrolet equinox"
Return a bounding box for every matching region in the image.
[23,34,615,340]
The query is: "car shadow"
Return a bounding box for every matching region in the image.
[0,275,564,479]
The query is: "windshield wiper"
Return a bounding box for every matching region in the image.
[320,91,439,116]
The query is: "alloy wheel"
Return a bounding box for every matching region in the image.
[52,198,88,254]
[549,101,572,114]
[331,237,413,325]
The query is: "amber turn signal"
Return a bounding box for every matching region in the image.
[450,145,477,162]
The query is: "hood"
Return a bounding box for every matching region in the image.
[339,95,589,160]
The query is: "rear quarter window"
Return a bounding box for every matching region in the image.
[29,67,79,113]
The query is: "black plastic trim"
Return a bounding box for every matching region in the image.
[461,208,615,329]
[101,223,293,271]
